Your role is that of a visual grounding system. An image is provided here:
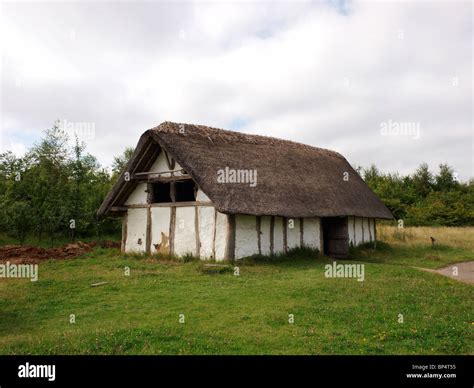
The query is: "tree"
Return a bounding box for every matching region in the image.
[112,147,134,177]
[435,163,458,191]
[411,163,433,199]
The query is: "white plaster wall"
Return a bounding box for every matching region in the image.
[198,206,215,259]
[287,218,301,249]
[348,216,355,246]
[366,218,375,242]
[357,217,363,244]
[149,152,184,176]
[235,215,259,259]
[349,217,375,246]
[125,208,147,252]
[303,217,321,250]
[260,216,271,256]
[214,211,228,261]
[174,207,196,256]
[196,189,211,202]
[125,183,148,205]
[151,207,171,254]
[365,218,371,242]
[273,216,284,254]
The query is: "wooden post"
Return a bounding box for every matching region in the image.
[212,208,217,260]
[353,217,356,246]
[319,218,324,255]
[146,207,152,255]
[300,217,304,248]
[269,216,275,256]
[361,217,365,243]
[195,206,200,258]
[283,217,288,253]
[146,183,154,204]
[256,216,262,255]
[225,214,236,262]
[121,212,128,253]
[368,218,372,242]
[373,218,377,249]
[169,206,176,255]
[170,182,176,203]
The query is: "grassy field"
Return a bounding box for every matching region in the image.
[0,227,472,355]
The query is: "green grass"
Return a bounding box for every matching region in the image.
[352,241,473,269]
[0,244,472,355]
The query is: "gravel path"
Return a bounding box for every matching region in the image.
[416,261,474,285]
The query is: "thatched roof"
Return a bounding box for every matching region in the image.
[98,121,393,219]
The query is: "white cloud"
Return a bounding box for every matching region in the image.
[1,0,472,180]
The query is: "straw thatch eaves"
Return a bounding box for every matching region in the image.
[98,122,393,219]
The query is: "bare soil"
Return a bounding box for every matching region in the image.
[0,241,120,264]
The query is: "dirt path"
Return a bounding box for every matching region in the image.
[416,261,474,285]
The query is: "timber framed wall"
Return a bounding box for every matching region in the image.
[348,216,376,246]
[119,150,379,260]
[233,214,322,260]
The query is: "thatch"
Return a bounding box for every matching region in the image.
[98,121,393,219]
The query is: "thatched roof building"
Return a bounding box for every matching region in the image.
[99,122,392,260]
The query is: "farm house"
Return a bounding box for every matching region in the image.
[98,122,393,260]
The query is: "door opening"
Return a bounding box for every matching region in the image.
[322,217,349,258]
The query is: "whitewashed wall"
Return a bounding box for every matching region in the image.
[125,208,147,252]
[174,207,196,256]
[151,207,171,254]
[348,217,375,246]
[287,218,301,249]
[214,212,228,261]
[235,215,259,259]
[198,207,215,259]
[149,152,185,176]
[125,183,148,205]
[233,215,322,260]
[260,216,272,256]
[124,205,228,260]
[273,217,284,253]
[125,210,376,258]
[304,218,321,250]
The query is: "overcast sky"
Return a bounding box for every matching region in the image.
[1,0,472,180]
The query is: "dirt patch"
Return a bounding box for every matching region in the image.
[0,240,120,264]
[416,261,474,285]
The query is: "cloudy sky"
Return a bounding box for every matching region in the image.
[1,0,472,180]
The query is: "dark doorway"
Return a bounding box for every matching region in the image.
[322,217,349,258]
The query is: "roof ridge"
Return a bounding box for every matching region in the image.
[149,121,344,159]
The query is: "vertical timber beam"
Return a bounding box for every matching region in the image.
[353,217,356,246]
[283,217,288,254]
[146,207,152,255]
[212,208,217,260]
[225,214,236,262]
[122,212,128,253]
[373,219,377,249]
[320,218,324,255]
[269,216,275,256]
[368,218,372,242]
[300,217,304,248]
[195,206,200,258]
[361,217,365,244]
[169,206,176,255]
[256,216,262,255]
